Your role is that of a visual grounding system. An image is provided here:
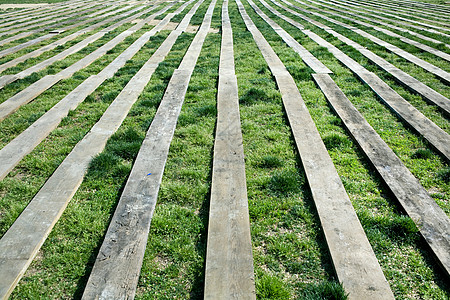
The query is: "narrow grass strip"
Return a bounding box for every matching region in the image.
[360,0,450,22]
[0,0,90,23]
[323,29,450,116]
[82,0,216,298]
[323,0,450,39]
[204,0,256,298]
[0,1,178,181]
[334,0,450,31]
[0,2,195,298]
[346,0,450,28]
[236,0,394,298]
[313,73,450,278]
[0,4,149,87]
[275,0,450,161]
[303,0,450,60]
[0,0,99,34]
[0,3,166,122]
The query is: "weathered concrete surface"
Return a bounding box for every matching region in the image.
[204,1,255,299]
[236,0,394,299]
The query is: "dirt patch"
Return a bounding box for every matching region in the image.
[0,3,49,10]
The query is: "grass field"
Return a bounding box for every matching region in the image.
[0,0,449,298]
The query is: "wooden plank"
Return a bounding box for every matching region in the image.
[336,0,450,31]
[0,2,196,297]
[269,0,450,161]
[0,0,90,22]
[0,1,91,33]
[323,29,450,116]
[345,0,450,27]
[0,0,93,30]
[0,1,180,181]
[286,0,450,83]
[236,0,394,299]
[0,1,105,42]
[311,0,450,48]
[0,1,115,52]
[247,0,332,74]
[0,3,169,122]
[204,0,256,298]
[309,0,450,58]
[82,0,215,298]
[0,4,148,86]
[312,73,450,277]
[321,0,450,39]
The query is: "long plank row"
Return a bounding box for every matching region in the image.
[288,0,450,84]
[274,0,450,161]
[204,1,255,298]
[0,0,111,43]
[0,4,150,87]
[262,1,450,115]
[82,0,217,297]
[0,0,128,51]
[0,0,101,34]
[318,0,450,40]
[0,1,197,297]
[258,0,450,276]
[0,3,162,123]
[238,0,394,298]
[303,0,450,59]
[311,0,450,48]
[0,0,448,298]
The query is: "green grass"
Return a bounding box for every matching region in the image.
[0,0,449,298]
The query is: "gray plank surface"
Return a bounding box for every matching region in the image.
[286,0,450,83]
[0,1,196,298]
[0,1,179,181]
[0,4,166,121]
[0,4,148,86]
[81,0,215,298]
[204,1,256,298]
[271,0,450,161]
[236,0,394,298]
[313,73,450,277]
[325,30,450,115]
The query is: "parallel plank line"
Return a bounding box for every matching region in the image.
[0,4,162,122]
[313,73,450,277]
[0,1,196,298]
[204,0,256,298]
[237,0,394,298]
[82,0,216,298]
[0,2,178,180]
[272,0,450,161]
